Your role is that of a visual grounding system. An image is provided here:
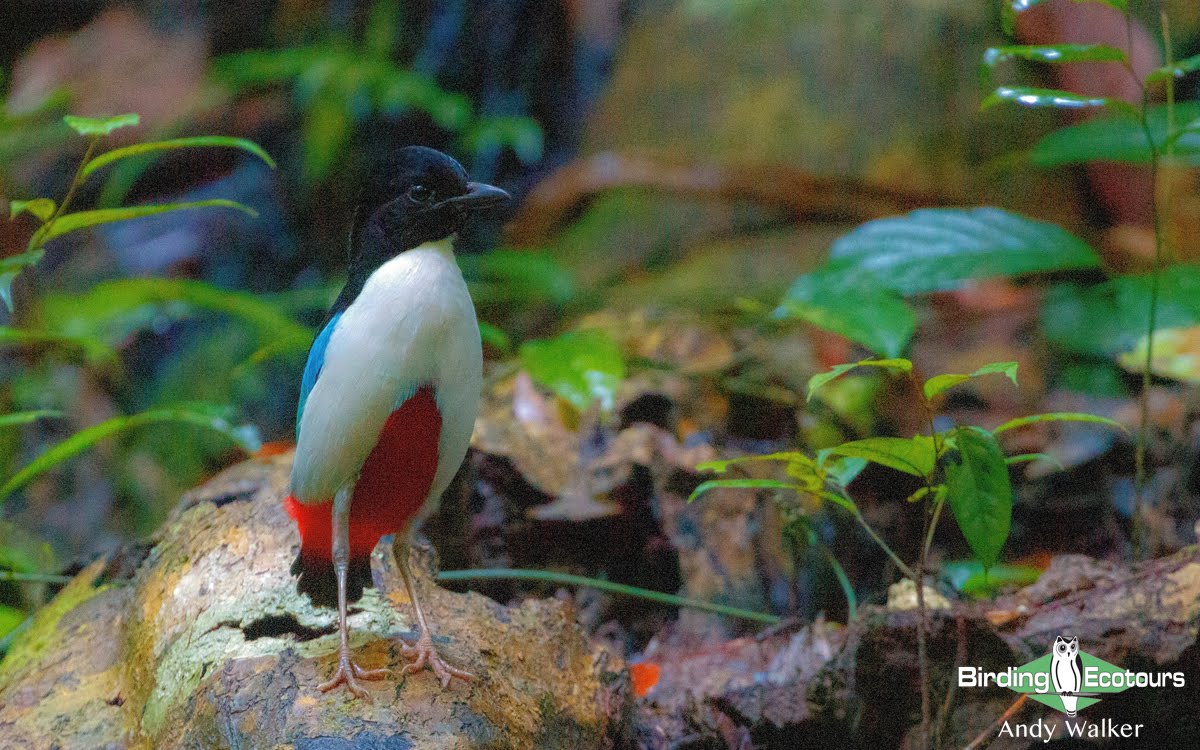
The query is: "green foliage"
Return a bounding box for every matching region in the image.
[697,356,1124,593]
[0,605,24,641]
[1005,453,1065,470]
[923,361,1018,401]
[826,208,1100,296]
[80,136,276,179]
[1042,265,1200,356]
[943,560,1042,598]
[519,329,626,413]
[62,113,140,137]
[0,406,261,502]
[0,411,64,430]
[1145,53,1200,84]
[4,115,271,312]
[779,208,1100,356]
[1,114,273,538]
[993,412,1127,434]
[0,327,114,368]
[1002,1,1127,36]
[806,358,912,401]
[0,250,44,311]
[943,426,1013,568]
[981,45,1127,88]
[826,436,937,478]
[38,200,257,243]
[777,269,914,358]
[1030,102,1200,167]
[40,278,310,354]
[213,0,542,181]
[981,86,1137,117]
[8,199,55,221]
[462,250,576,307]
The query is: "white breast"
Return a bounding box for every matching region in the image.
[289,236,483,517]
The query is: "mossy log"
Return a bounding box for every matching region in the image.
[0,454,629,749]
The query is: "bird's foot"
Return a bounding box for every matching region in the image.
[319,648,390,700]
[399,631,475,688]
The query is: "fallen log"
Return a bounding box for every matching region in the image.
[0,454,629,749]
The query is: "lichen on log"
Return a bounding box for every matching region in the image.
[0,454,629,749]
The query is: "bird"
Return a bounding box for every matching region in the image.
[1051,635,1083,716]
[283,146,509,698]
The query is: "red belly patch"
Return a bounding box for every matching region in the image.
[284,386,442,604]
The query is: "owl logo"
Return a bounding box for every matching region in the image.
[1051,635,1083,716]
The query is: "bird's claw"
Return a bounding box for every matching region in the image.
[399,632,475,688]
[319,650,390,700]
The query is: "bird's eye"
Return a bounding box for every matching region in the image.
[408,184,434,204]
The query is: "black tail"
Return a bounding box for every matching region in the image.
[291,553,373,608]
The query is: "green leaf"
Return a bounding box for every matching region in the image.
[688,478,796,503]
[993,412,1127,434]
[519,329,626,413]
[1005,453,1065,471]
[39,199,258,243]
[943,559,1041,599]
[462,249,575,306]
[1041,267,1200,356]
[923,361,1018,401]
[826,436,936,478]
[39,278,312,352]
[0,604,25,641]
[461,116,545,163]
[806,358,913,402]
[1004,1,1128,35]
[825,456,868,488]
[944,426,1013,568]
[0,406,261,501]
[981,86,1137,118]
[1146,54,1200,84]
[8,198,55,221]
[63,113,139,136]
[80,137,276,179]
[1030,102,1200,167]
[0,411,64,429]
[0,326,115,367]
[826,208,1100,296]
[213,46,327,87]
[982,45,1127,87]
[697,451,810,474]
[301,91,351,182]
[0,248,44,312]
[478,321,512,353]
[364,0,400,60]
[777,268,916,358]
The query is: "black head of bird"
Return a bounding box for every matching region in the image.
[353,145,510,258]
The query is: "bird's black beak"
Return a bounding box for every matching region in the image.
[443,182,510,213]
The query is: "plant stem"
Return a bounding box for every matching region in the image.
[30,136,99,249]
[436,568,782,624]
[1127,7,1172,560]
[913,375,942,750]
[855,510,917,580]
[922,493,947,561]
[0,570,72,584]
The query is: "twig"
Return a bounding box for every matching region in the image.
[963,694,1029,750]
[933,616,968,749]
[436,568,781,624]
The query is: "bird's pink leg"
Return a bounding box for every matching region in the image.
[318,487,389,699]
[395,541,475,688]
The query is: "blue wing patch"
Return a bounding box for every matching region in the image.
[296,312,341,436]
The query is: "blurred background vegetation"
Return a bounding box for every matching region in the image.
[2,0,1200,671]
